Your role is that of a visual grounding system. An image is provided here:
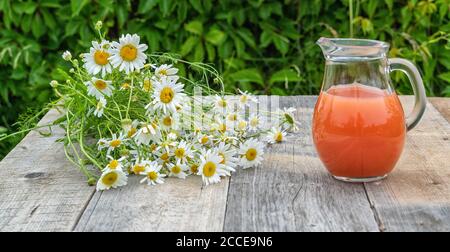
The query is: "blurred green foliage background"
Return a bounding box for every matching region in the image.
[0,0,449,159]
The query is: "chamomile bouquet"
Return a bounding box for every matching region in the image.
[50,22,299,190]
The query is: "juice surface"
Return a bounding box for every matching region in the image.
[312,83,406,178]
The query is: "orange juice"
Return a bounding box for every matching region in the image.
[312,83,406,179]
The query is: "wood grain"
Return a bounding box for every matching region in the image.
[224,96,380,231]
[75,176,229,232]
[429,97,450,122]
[364,96,450,231]
[0,109,96,231]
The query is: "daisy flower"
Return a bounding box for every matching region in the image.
[248,114,261,131]
[97,138,108,151]
[279,107,299,132]
[149,77,186,114]
[213,95,231,113]
[215,142,237,173]
[173,140,193,163]
[85,77,114,100]
[103,156,126,172]
[140,161,165,186]
[236,120,248,132]
[188,162,200,175]
[238,138,265,169]
[106,133,125,155]
[96,169,128,191]
[198,149,230,186]
[93,97,107,118]
[122,119,139,138]
[82,40,112,77]
[238,89,258,106]
[154,64,179,80]
[135,122,160,145]
[141,77,154,92]
[160,113,178,131]
[198,133,212,146]
[131,161,148,175]
[266,127,287,144]
[167,160,188,179]
[110,34,148,74]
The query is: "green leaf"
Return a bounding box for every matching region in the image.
[194,43,204,62]
[138,0,158,14]
[260,31,272,48]
[269,69,302,84]
[205,29,226,46]
[438,72,450,83]
[116,4,128,28]
[31,14,46,38]
[180,36,199,56]
[71,0,89,17]
[189,0,203,13]
[229,68,264,86]
[42,9,56,29]
[236,29,256,49]
[273,35,289,55]
[205,43,215,62]
[21,1,38,14]
[159,0,173,17]
[184,20,203,35]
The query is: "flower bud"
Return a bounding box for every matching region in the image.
[50,80,58,88]
[62,51,72,61]
[95,21,103,30]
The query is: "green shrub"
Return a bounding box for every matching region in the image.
[0,0,449,159]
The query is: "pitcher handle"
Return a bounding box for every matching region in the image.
[389,58,427,131]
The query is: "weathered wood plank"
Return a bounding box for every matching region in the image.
[224,96,380,232]
[365,96,450,232]
[74,175,229,231]
[0,109,96,231]
[429,97,450,122]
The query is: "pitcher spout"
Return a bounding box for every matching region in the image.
[316,37,389,60]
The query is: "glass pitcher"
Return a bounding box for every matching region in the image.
[312,38,427,182]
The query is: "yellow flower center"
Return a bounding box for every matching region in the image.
[190,164,199,174]
[159,69,167,76]
[101,172,118,186]
[149,144,157,152]
[121,83,130,90]
[147,171,158,181]
[201,136,209,144]
[240,95,248,104]
[219,153,226,164]
[275,132,283,142]
[108,159,119,169]
[160,87,174,103]
[250,118,259,127]
[203,161,217,177]
[110,139,121,148]
[238,121,247,130]
[175,148,185,158]
[218,99,227,107]
[94,50,110,65]
[228,114,238,121]
[94,80,107,90]
[245,148,257,161]
[171,165,181,174]
[143,79,152,92]
[163,116,172,127]
[120,44,137,61]
[219,124,226,133]
[133,165,145,175]
[161,153,169,161]
[127,128,137,138]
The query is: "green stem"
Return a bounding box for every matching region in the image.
[126,74,134,119]
[349,0,354,38]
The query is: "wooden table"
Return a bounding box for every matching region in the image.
[0,96,449,232]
